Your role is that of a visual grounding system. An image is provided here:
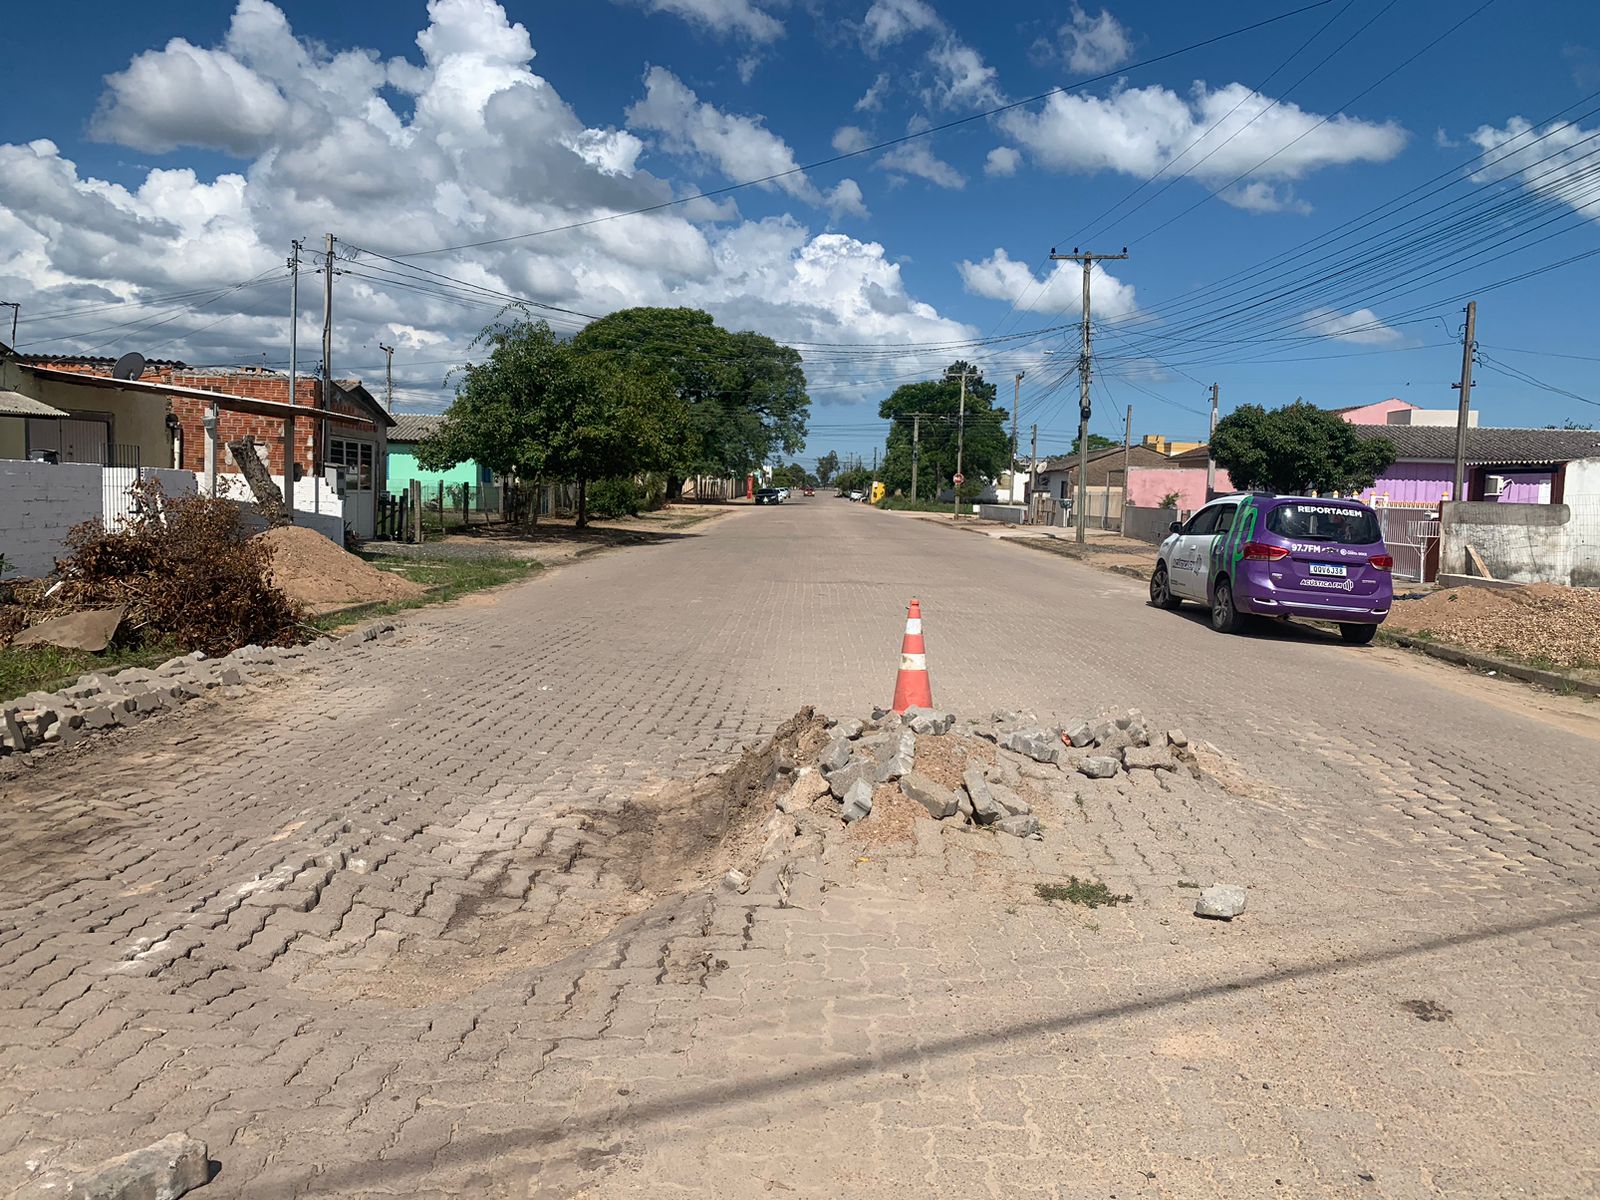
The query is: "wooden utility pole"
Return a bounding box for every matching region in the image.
[1206,383,1219,499]
[285,240,301,496]
[0,302,18,347]
[1051,246,1128,543]
[1451,300,1477,503]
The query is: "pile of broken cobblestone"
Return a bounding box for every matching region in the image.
[788,703,1191,839]
[0,623,395,760]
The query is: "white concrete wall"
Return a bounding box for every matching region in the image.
[205,472,345,544]
[1440,501,1600,586]
[0,460,104,579]
[1564,457,1600,501]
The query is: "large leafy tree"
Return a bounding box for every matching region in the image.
[574,307,808,495]
[418,316,682,526]
[814,451,840,487]
[877,362,1009,500]
[1211,400,1396,495]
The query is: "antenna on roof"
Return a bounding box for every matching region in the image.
[111,352,147,381]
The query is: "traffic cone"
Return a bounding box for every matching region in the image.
[891,599,934,712]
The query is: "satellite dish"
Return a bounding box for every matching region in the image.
[112,352,147,381]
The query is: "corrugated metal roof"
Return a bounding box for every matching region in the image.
[1352,424,1600,465]
[389,412,444,442]
[0,389,69,419]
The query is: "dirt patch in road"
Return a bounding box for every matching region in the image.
[325,708,828,1006]
[1386,584,1600,671]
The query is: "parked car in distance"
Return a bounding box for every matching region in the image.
[847,489,866,502]
[754,487,782,505]
[776,487,790,502]
[802,486,815,497]
[1148,493,1392,643]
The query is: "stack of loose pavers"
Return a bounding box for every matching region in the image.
[0,624,395,759]
[800,703,1193,839]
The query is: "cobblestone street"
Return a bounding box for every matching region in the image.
[3,499,1598,1199]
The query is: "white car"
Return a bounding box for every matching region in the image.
[847,489,865,502]
[776,487,790,502]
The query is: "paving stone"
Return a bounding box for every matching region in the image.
[1062,719,1094,748]
[67,1132,209,1200]
[900,772,959,819]
[840,779,873,824]
[902,706,955,735]
[818,738,852,775]
[987,781,1031,816]
[871,730,916,783]
[1166,728,1189,748]
[1195,884,1247,920]
[984,756,1021,789]
[998,727,1062,764]
[993,814,1041,839]
[1075,755,1122,779]
[826,759,876,800]
[1124,745,1177,771]
[962,764,1003,824]
[827,717,864,739]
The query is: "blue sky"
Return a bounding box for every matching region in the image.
[2,0,1598,468]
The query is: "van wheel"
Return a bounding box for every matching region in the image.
[1339,623,1378,645]
[1210,578,1248,634]
[1149,563,1181,610]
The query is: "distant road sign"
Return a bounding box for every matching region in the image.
[952,472,964,485]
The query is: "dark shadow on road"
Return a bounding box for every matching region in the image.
[298,900,1600,1193]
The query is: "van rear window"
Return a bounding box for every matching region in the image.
[1265,503,1381,545]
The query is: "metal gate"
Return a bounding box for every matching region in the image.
[1371,500,1438,582]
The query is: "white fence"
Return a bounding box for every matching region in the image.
[0,459,344,581]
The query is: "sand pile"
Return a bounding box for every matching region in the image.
[257,526,426,613]
[1387,583,1600,669]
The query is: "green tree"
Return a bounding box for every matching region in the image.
[1068,433,1117,456]
[574,307,808,496]
[1210,400,1396,495]
[877,362,1009,500]
[815,451,839,486]
[419,316,681,527]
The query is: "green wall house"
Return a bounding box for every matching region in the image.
[386,413,492,493]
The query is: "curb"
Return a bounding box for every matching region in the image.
[1379,632,1600,697]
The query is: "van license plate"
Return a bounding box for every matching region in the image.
[1309,563,1347,577]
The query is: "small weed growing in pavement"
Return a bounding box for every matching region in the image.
[1177,880,1202,889]
[1034,878,1130,909]
[1085,920,1101,933]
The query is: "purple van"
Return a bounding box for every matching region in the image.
[1149,493,1393,643]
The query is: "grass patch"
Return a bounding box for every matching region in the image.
[875,497,966,513]
[1,639,184,702]
[1034,877,1131,909]
[311,553,541,629]
[1177,879,1202,889]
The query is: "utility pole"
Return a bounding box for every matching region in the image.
[1029,424,1039,523]
[320,234,336,474]
[1121,403,1132,530]
[1051,246,1128,543]
[910,414,921,501]
[379,342,395,411]
[949,366,977,521]
[0,302,18,347]
[1011,371,1024,501]
[1451,300,1477,504]
[1205,383,1219,499]
[286,240,302,491]
[872,445,878,473]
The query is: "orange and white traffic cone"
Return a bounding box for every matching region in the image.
[891,598,933,713]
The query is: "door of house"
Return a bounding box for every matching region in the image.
[328,437,376,537]
[27,416,109,463]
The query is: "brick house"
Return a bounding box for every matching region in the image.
[6,355,392,537]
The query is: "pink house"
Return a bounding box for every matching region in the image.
[1128,446,1232,514]
[1333,398,1417,425]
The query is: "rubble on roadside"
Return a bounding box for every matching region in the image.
[769,703,1197,842]
[0,623,396,761]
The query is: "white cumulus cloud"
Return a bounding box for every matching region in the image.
[1302,307,1402,344]
[1468,115,1600,222]
[1057,5,1134,74]
[878,140,965,189]
[627,66,816,200]
[1000,81,1406,192]
[617,0,785,42]
[0,0,974,414]
[861,0,942,52]
[985,146,1021,177]
[957,248,1139,319]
